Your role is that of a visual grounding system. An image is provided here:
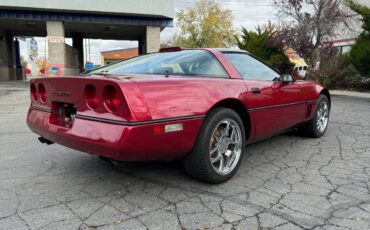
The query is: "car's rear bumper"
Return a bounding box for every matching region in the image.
[27,108,204,161]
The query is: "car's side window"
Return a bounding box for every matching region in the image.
[224,53,280,81]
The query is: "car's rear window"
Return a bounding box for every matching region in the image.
[90,50,228,78]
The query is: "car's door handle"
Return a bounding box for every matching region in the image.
[251,88,261,94]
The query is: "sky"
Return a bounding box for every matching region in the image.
[20,0,276,65]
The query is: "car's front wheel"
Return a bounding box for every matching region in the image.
[182,108,245,184]
[298,94,330,138]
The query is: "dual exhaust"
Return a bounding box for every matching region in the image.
[38,136,54,145]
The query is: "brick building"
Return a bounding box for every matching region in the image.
[100,48,139,65]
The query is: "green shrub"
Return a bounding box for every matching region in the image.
[318,66,366,89]
[317,54,370,89]
[349,34,370,77]
[346,0,370,78]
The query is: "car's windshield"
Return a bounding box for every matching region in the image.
[89,50,228,78]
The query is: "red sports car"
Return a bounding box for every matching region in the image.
[27,48,330,183]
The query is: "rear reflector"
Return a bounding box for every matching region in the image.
[153,123,183,134]
[153,126,165,134]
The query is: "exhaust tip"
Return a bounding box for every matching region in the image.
[38,136,54,145]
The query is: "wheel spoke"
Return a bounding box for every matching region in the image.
[225,151,235,168]
[213,132,221,143]
[230,126,236,141]
[210,147,218,155]
[222,121,231,137]
[218,155,224,171]
[211,155,221,164]
[226,152,236,168]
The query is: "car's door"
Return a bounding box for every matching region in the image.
[223,52,310,141]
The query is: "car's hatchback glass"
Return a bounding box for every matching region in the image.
[90,50,228,78]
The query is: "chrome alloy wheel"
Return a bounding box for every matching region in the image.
[209,118,242,175]
[317,101,329,133]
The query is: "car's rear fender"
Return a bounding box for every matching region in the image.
[134,77,247,120]
[207,98,252,141]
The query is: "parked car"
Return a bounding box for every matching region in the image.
[292,64,308,79]
[27,48,330,183]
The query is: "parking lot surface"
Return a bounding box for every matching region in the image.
[0,81,369,230]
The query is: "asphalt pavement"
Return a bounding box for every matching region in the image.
[0,81,369,230]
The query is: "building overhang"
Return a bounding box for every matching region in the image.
[0,9,173,27]
[0,9,173,40]
[0,0,174,19]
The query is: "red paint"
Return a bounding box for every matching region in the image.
[27,49,328,161]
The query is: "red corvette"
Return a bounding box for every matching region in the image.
[27,48,330,183]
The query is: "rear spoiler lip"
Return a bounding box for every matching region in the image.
[159,47,182,52]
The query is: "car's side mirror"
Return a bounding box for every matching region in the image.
[280,74,294,83]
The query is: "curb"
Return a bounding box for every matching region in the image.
[330,90,370,99]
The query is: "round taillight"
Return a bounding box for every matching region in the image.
[103,85,121,112]
[38,84,46,102]
[84,84,99,109]
[30,83,37,101]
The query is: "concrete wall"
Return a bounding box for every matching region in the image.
[64,44,80,76]
[46,21,80,77]
[0,0,174,18]
[47,21,65,66]
[0,30,14,81]
[0,30,8,81]
[146,26,161,53]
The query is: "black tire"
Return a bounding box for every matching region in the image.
[298,94,330,138]
[182,108,246,184]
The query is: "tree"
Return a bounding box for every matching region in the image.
[237,25,293,74]
[175,0,236,48]
[346,0,370,76]
[36,58,50,75]
[20,55,28,67]
[274,0,351,70]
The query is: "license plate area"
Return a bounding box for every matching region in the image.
[50,102,76,128]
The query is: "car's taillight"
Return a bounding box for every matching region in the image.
[38,84,46,102]
[84,84,99,109]
[30,83,37,102]
[103,85,121,112]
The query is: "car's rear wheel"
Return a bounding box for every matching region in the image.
[182,108,245,184]
[298,94,330,138]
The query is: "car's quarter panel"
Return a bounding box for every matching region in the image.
[133,77,248,120]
